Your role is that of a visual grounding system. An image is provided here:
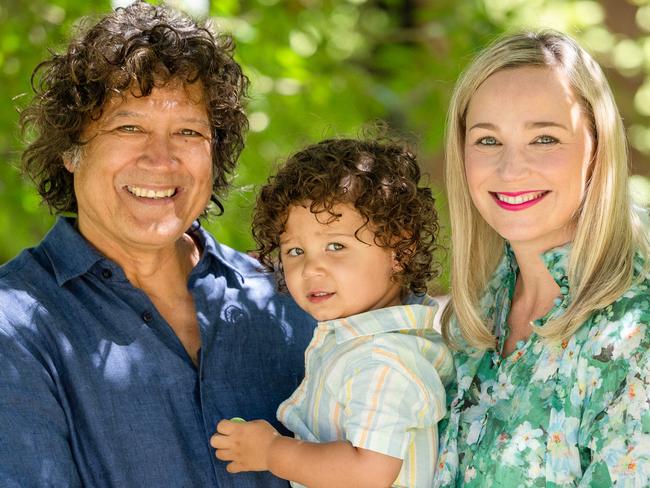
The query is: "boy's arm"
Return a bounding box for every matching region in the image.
[211,419,402,488]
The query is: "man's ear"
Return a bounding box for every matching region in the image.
[62,146,82,173]
[63,155,76,173]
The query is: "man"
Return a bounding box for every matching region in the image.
[0,2,314,486]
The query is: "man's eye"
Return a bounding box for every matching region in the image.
[179,128,202,137]
[286,248,303,257]
[534,135,558,145]
[326,242,344,251]
[117,125,141,133]
[476,136,499,146]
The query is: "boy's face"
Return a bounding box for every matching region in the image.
[280,202,402,321]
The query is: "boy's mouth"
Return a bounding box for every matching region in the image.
[307,291,335,303]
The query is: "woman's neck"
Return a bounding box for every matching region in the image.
[502,243,562,355]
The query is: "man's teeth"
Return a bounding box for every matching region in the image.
[496,191,545,205]
[127,186,176,199]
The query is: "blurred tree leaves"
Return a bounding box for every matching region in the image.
[2,0,650,293]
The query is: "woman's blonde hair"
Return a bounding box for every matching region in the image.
[442,30,650,350]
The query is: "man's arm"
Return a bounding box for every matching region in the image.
[0,321,82,487]
[211,419,402,488]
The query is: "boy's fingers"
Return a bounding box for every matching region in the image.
[210,433,226,448]
[216,419,235,434]
[226,461,245,473]
[214,447,234,461]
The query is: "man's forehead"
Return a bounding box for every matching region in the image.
[98,81,209,119]
[105,81,206,109]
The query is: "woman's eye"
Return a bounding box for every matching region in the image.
[286,248,303,257]
[326,242,344,251]
[476,136,499,146]
[534,135,558,145]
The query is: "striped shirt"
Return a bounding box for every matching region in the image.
[277,295,454,487]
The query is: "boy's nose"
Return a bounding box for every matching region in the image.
[301,255,325,278]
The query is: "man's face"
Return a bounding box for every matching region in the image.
[66,81,213,257]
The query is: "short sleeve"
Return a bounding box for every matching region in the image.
[337,348,446,460]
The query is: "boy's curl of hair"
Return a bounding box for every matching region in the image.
[252,137,441,295]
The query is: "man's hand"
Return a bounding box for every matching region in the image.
[210,419,281,473]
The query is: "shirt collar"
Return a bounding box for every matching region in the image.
[320,294,439,344]
[43,217,105,286]
[43,217,250,287]
[500,241,571,291]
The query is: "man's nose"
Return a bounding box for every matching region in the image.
[139,132,177,167]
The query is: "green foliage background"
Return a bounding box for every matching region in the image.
[2,0,650,293]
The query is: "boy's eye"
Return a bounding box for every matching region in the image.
[534,135,558,145]
[476,136,499,146]
[326,242,344,251]
[286,247,303,257]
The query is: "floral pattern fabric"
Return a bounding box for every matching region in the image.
[434,244,650,487]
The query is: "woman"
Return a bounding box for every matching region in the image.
[435,31,650,486]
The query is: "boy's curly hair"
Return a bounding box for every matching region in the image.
[20,0,248,215]
[252,137,441,295]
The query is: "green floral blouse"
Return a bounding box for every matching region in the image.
[434,244,650,487]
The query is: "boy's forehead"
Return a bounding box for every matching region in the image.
[283,202,366,233]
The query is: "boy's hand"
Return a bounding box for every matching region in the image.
[210,419,281,473]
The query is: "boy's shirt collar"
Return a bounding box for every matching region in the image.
[318,294,440,344]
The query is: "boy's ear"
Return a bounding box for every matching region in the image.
[391,250,403,272]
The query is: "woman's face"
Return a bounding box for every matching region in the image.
[464,66,594,253]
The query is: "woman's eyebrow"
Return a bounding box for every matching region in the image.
[526,121,568,130]
[467,121,568,131]
[467,122,497,131]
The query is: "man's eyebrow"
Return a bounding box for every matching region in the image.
[104,111,211,128]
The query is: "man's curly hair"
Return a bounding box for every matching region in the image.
[20,0,248,215]
[252,137,441,295]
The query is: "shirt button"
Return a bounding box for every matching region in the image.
[142,311,153,322]
[101,268,112,279]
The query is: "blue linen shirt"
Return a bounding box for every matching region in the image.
[0,217,315,487]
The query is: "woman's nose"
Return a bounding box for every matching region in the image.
[497,146,531,181]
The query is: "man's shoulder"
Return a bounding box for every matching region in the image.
[0,244,52,291]
[0,247,55,336]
